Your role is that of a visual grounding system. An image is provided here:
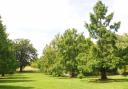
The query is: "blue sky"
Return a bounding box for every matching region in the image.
[0,0,126,56]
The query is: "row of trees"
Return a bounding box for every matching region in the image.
[39,1,127,80]
[0,17,37,76]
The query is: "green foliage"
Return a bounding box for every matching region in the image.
[0,17,17,76]
[57,28,88,77]
[40,29,93,77]
[76,39,95,74]
[85,1,120,79]
[116,34,128,74]
[40,34,64,76]
[77,71,84,79]
[31,59,41,68]
[14,39,37,72]
[39,34,61,76]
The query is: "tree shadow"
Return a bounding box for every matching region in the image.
[0,79,34,83]
[17,71,40,73]
[6,76,29,79]
[0,75,29,80]
[89,78,128,83]
[0,85,33,89]
[0,73,30,80]
[0,74,34,89]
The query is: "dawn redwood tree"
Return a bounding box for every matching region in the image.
[14,39,37,72]
[0,17,17,76]
[85,1,120,80]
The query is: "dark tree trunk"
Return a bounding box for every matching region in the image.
[70,71,76,78]
[20,66,23,72]
[1,73,5,77]
[100,68,107,80]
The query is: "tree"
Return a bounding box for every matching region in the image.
[0,17,17,76]
[40,29,92,77]
[14,39,37,72]
[116,34,128,75]
[57,28,90,77]
[76,38,95,76]
[85,1,120,80]
[40,34,63,76]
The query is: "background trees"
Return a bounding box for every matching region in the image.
[85,1,120,80]
[116,34,128,75]
[40,34,63,76]
[14,39,37,72]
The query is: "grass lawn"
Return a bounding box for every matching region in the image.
[0,73,128,89]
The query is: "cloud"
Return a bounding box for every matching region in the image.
[0,0,115,56]
[113,0,128,34]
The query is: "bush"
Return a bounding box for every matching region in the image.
[77,73,84,79]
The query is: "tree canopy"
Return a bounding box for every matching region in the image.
[14,39,37,72]
[85,1,120,80]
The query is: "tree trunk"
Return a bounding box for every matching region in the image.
[123,65,127,76]
[100,68,107,80]
[70,71,76,78]
[1,73,5,77]
[20,66,23,72]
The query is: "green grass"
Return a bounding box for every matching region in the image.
[0,73,128,89]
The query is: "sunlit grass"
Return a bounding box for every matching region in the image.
[0,73,128,89]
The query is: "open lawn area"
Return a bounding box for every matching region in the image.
[0,73,128,89]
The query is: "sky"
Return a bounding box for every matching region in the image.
[0,0,127,56]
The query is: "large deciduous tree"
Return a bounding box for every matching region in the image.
[14,39,37,72]
[40,29,93,77]
[58,28,91,77]
[85,1,120,80]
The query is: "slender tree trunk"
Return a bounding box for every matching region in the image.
[20,66,23,72]
[1,73,5,77]
[100,68,107,80]
[123,65,127,76]
[70,70,76,78]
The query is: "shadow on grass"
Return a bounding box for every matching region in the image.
[6,76,29,79]
[0,74,30,80]
[0,74,34,89]
[0,73,34,83]
[89,78,128,83]
[0,79,34,83]
[17,71,40,73]
[0,85,33,89]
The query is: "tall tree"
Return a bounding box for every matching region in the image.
[14,39,37,72]
[0,17,17,76]
[85,1,120,80]
[40,29,92,77]
[58,28,89,77]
